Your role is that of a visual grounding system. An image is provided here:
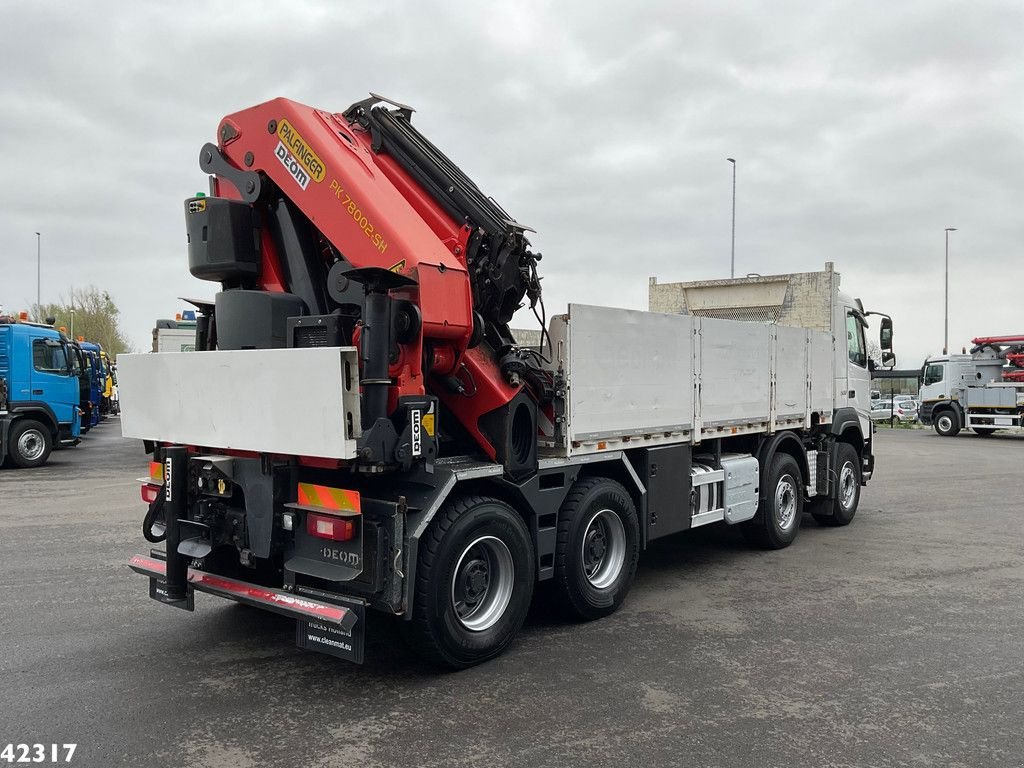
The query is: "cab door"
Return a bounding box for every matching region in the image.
[29,337,78,431]
[844,310,871,433]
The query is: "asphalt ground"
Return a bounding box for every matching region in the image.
[1,423,1022,768]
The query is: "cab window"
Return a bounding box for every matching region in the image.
[923,364,944,386]
[33,339,69,374]
[845,313,866,368]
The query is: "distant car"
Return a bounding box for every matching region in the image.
[870,399,918,424]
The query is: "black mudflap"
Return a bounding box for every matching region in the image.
[295,596,366,664]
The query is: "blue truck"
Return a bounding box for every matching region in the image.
[77,341,104,427]
[0,315,81,468]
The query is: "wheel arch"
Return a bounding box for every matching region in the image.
[757,431,809,501]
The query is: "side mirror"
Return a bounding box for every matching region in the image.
[880,317,893,351]
[882,350,896,367]
[868,358,877,372]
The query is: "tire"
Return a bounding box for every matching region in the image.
[404,495,534,669]
[552,477,640,621]
[972,427,996,437]
[933,410,960,437]
[742,453,803,549]
[811,443,861,527]
[8,419,52,469]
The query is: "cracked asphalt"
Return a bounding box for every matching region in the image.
[1,423,1022,767]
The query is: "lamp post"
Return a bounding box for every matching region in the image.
[727,158,736,278]
[944,227,957,355]
[70,309,75,340]
[35,231,41,320]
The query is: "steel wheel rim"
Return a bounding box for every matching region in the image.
[17,429,45,461]
[775,474,798,531]
[450,535,515,632]
[581,509,626,590]
[937,415,952,432]
[839,462,857,510]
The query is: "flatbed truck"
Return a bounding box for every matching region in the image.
[119,94,894,667]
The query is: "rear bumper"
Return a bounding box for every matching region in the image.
[128,553,365,662]
[129,553,358,629]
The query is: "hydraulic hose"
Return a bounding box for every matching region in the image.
[142,493,167,543]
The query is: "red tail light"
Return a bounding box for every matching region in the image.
[140,483,161,503]
[306,512,355,542]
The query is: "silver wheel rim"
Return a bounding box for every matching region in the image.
[937,415,952,432]
[581,509,626,590]
[775,474,798,531]
[839,462,857,510]
[17,429,45,461]
[450,535,515,632]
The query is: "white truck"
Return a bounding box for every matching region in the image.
[152,318,197,353]
[919,335,1024,436]
[119,96,896,667]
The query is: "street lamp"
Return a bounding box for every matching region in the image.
[944,227,957,355]
[727,158,736,278]
[35,232,41,320]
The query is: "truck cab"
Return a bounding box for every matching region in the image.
[1,317,81,468]
[920,349,1024,436]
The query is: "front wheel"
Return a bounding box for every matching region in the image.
[812,442,861,527]
[742,453,803,549]
[933,410,961,437]
[8,419,52,468]
[405,495,534,669]
[552,478,640,621]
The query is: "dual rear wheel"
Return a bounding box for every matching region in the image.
[407,479,640,668]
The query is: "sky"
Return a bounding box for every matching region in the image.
[1,0,1021,367]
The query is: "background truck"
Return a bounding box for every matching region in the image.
[152,314,198,352]
[1,314,81,468]
[919,335,1024,436]
[78,341,105,426]
[119,94,894,668]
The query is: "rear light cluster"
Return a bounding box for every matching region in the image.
[139,461,165,504]
[306,512,356,542]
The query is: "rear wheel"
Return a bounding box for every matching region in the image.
[742,453,803,549]
[972,427,996,436]
[933,410,960,437]
[552,477,640,621]
[9,419,52,468]
[812,443,861,527]
[405,495,534,668]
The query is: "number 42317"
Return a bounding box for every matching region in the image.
[0,745,77,764]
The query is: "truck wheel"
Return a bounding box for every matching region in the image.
[9,419,52,468]
[811,443,860,527]
[972,428,996,437]
[405,495,534,668]
[552,477,640,621]
[934,411,960,437]
[742,453,803,549]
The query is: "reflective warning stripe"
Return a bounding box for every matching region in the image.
[297,482,361,514]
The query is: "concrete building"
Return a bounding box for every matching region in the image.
[649,262,840,332]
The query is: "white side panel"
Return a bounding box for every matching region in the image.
[566,304,693,441]
[774,325,808,420]
[698,317,771,427]
[119,347,362,459]
[809,332,834,415]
